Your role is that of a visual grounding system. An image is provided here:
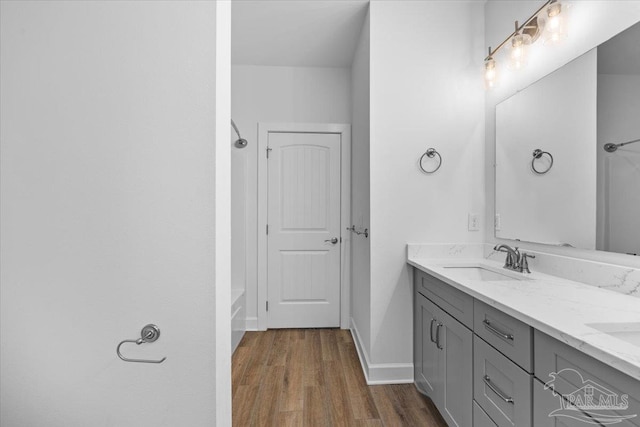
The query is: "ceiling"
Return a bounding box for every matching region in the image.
[598,20,640,75]
[231,0,369,68]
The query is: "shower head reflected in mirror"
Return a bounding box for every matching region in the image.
[604,137,640,153]
[231,119,248,148]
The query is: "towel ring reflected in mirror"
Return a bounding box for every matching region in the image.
[419,148,442,174]
[531,149,553,175]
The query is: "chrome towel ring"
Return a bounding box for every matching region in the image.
[116,324,166,364]
[531,149,553,175]
[419,148,442,174]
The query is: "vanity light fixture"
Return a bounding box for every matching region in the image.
[508,21,532,70]
[484,48,498,89]
[484,0,569,89]
[539,0,567,45]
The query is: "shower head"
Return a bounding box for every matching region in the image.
[231,119,248,149]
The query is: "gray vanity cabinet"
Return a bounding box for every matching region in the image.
[535,330,640,427]
[417,269,474,328]
[415,292,440,397]
[438,304,474,427]
[413,266,640,427]
[474,401,498,427]
[473,336,533,427]
[533,378,601,427]
[474,300,533,373]
[415,279,473,427]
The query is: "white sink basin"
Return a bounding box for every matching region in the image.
[586,322,640,347]
[442,266,521,281]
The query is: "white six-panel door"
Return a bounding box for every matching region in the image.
[267,132,342,328]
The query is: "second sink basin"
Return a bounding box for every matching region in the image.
[586,322,640,347]
[442,266,520,281]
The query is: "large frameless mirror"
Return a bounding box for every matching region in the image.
[495,21,640,256]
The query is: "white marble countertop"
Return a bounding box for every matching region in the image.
[408,255,640,382]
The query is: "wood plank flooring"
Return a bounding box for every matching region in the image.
[232,329,448,427]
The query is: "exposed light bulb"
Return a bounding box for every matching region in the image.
[541,0,567,45]
[484,56,498,89]
[509,32,531,70]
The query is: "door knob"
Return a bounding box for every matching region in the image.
[324,237,339,244]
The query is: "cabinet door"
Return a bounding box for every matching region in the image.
[533,379,602,427]
[474,400,498,427]
[415,292,441,402]
[535,330,640,427]
[439,309,473,427]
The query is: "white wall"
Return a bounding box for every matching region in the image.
[350,10,371,358]
[485,1,640,267]
[215,2,232,424]
[496,50,597,249]
[0,1,230,426]
[366,1,485,373]
[231,65,351,328]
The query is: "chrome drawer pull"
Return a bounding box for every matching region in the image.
[429,318,437,343]
[483,375,514,404]
[483,319,514,341]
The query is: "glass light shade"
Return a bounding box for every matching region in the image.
[540,1,567,45]
[484,58,498,89]
[508,33,531,70]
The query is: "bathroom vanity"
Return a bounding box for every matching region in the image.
[408,250,640,427]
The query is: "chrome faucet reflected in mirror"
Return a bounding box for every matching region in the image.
[493,244,535,273]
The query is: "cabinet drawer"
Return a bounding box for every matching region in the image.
[474,299,533,372]
[474,336,532,427]
[474,400,498,427]
[535,330,640,427]
[415,269,473,329]
[533,378,602,427]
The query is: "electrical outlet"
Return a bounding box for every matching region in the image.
[468,213,480,231]
[495,214,501,231]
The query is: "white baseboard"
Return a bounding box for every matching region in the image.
[349,318,414,385]
[245,316,258,331]
[231,329,245,354]
[231,299,246,354]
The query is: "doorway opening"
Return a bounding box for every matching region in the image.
[230,0,368,338]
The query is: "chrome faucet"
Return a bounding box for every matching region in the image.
[518,252,535,274]
[493,244,536,273]
[494,244,519,270]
